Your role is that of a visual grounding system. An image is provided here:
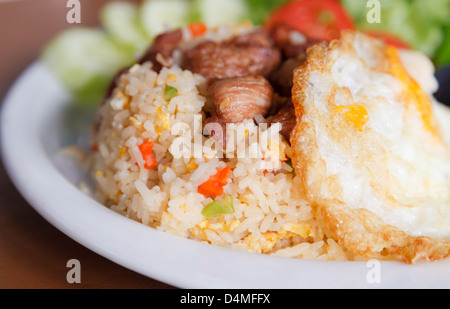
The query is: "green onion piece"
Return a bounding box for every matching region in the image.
[285,158,295,174]
[164,85,178,102]
[201,194,234,218]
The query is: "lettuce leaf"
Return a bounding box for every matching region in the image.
[243,0,288,25]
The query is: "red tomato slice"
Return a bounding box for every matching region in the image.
[364,30,411,49]
[265,0,355,42]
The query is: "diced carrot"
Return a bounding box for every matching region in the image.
[138,141,158,169]
[198,166,231,198]
[198,180,225,198]
[189,22,207,37]
[209,165,231,185]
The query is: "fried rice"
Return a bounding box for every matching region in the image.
[91,24,352,260]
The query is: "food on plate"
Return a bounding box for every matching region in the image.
[91,24,352,260]
[290,31,450,263]
[90,15,450,262]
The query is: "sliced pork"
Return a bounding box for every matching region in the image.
[182,30,281,82]
[208,75,274,123]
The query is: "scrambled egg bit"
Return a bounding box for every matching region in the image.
[189,217,312,254]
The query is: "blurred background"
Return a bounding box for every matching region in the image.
[0,0,135,103]
[0,0,449,289]
[3,0,449,106]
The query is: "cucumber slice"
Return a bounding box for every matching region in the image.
[100,1,150,53]
[139,0,190,38]
[189,0,249,27]
[41,27,134,105]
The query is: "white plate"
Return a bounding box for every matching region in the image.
[2,61,450,289]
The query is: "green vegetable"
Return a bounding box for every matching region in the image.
[340,0,367,21]
[201,194,234,218]
[408,0,450,57]
[164,85,178,102]
[434,24,450,67]
[139,0,189,38]
[285,159,295,174]
[188,0,249,27]
[409,0,450,26]
[41,27,134,105]
[341,0,450,57]
[243,0,288,25]
[243,0,287,25]
[100,1,150,53]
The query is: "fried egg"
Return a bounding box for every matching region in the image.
[291,31,450,263]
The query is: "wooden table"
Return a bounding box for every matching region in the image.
[0,0,175,289]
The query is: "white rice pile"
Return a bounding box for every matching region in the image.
[92,29,352,261]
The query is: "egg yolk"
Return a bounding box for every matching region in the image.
[336,104,369,132]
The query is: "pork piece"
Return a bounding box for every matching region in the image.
[268,23,319,97]
[102,66,130,104]
[101,29,183,104]
[138,28,183,72]
[269,23,318,59]
[182,30,281,82]
[208,75,274,123]
[230,29,274,48]
[269,57,305,97]
[269,99,296,141]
